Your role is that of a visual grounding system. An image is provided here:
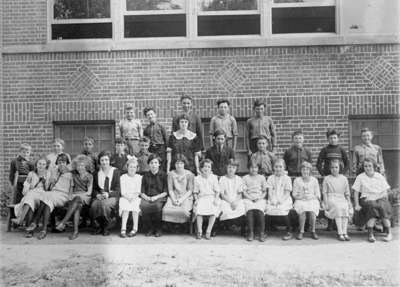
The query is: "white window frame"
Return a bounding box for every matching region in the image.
[48,0,114,42]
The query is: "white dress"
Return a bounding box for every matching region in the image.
[265,174,293,216]
[119,173,142,216]
[323,174,351,219]
[193,174,220,216]
[219,175,245,221]
[293,176,321,215]
[242,174,268,212]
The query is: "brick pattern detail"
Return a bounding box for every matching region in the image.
[69,65,100,97]
[362,56,398,89]
[215,61,247,93]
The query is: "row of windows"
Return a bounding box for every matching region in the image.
[51,0,336,40]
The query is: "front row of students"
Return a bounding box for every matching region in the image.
[12,148,393,243]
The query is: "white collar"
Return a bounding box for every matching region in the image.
[173,130,196,140]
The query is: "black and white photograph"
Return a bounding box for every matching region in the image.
[0,0,399,286]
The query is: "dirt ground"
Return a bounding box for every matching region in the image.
[1,222,399,287]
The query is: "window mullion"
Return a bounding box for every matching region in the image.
[113,0,122,40]
[188,0,197,39]
[264,0,272,37]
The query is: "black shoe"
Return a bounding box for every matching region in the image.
[154,230,162,237]
[145,229,154,237]
[246,232,254,242]
[102,229,110,236]
[91,227,103,235]
[311,232,319,240]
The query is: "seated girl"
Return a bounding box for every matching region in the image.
[265,159,293,240]
[26,153,73,240]
[242,160,268,242]
[322,159,352,241]
[13,157,51,237]
[293,161,321,240]
[162,154,194,230]
[193,159,220,240]
[219,159,245,233]
[55,155,94,240]
[119,157,142,238]
[353,158,392,242]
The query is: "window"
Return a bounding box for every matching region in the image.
[124,0,186,38]
[349,115,400,187]
[203,118,249,174]
[197,0,260,36]
[51,0,112,40]
[271,0,336,34]
[54,121,115,158]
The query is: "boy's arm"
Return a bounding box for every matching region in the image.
[246,119,252,155]
[377,146,385,175]
[316,148,325,176]
[232,117,238,151]
[209,117,215,147]
[269,118,277,150]
[9,159,17,185]
[341,148,350,175]
[161,125,168,149]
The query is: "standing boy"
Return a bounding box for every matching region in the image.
[209,99,238,150]
[205,129,235,177]
[9,143,34,203]
[118,104,143,155]
[283,130,313,177]
[136,137,152,175]
[110,138,129,175]
[246,99,276,155]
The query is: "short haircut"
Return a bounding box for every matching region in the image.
[147,153,161,164]
[200,158,213,168]
[34,157,50,173]
[19,143,31,151]
[329,158,343,170]
[53,138,65,147]
[227,158,239,168]
[115,137,126,145]
[98,150,112,163]
[125,157,138,170]
[300,161,312,170]
[139,137,151,144]
[174,154,189,167]
[273,158,286,170]
[180,94,193,102]
[217,99,230,106]
[143,107,155,116]
[82,136,95,144]
[213,129,226,138]
[125,104,134,111]
[71,154,94,173]
[253,99,266,109]
[326,129,340,138]
[56,153,70,165]
[363,157,377,171]
[361,127,373,136]
[292,130,303,138]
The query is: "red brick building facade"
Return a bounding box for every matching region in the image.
[1,0,399,215]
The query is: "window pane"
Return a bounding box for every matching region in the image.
[198,15,260,36]
[125,15,186,37]
[126,0,184,11]
[52,23,112,39]
[272,6,335,33]
[199,0,258,11]
[54,0,110,19]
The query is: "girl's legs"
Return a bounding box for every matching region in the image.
[246,210,255,241]
[56,197,82,230]
[120,210,129,236]
[255,210,265,242]
[282,215,293,240]
[297,212,306,239]
[37,205,51,239]
[196,215,203,239]
[366,218,376,242]
[13,204,30,225]
[382,218,392,242]
[335,217,344,240]
[205,215,216,239]
[26,201,46,231]
[69,207,81,240]
[265,215,272,233]
[129,212,139,236]
[342,217,350,240]
[309,212,319,239]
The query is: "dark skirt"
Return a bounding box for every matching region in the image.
[355,197,392,226]
[90,197,117,223]
[140,199,164,216]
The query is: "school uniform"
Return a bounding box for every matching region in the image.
[9,155,34,203]
[352,172,392,226]
[144,121,168,171]
[205,144,235,177]
[168,131,202,174]
[219,175,245,221]
[172,111,204,150]
[119,119,142,155]
[352,143,385,175]
[90,167,121,226]
[193,174,220,216]
[119,174,142,216]
[209,114,238,148]
[322,174,351,219]
[283,145,313,177]
[162,170,194,223]
[246,116,276,152]
[250,151,276,177]
[316,144,349,176]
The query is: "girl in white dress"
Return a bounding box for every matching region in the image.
[219,159,246,233]
[293,161,321,240]
[119,158,142,238]
[265,159,293,240]
[193,159,220,240]
[242,160,268,242]
[322,159,352,241]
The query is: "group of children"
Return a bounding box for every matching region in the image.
[8,97,393,243]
